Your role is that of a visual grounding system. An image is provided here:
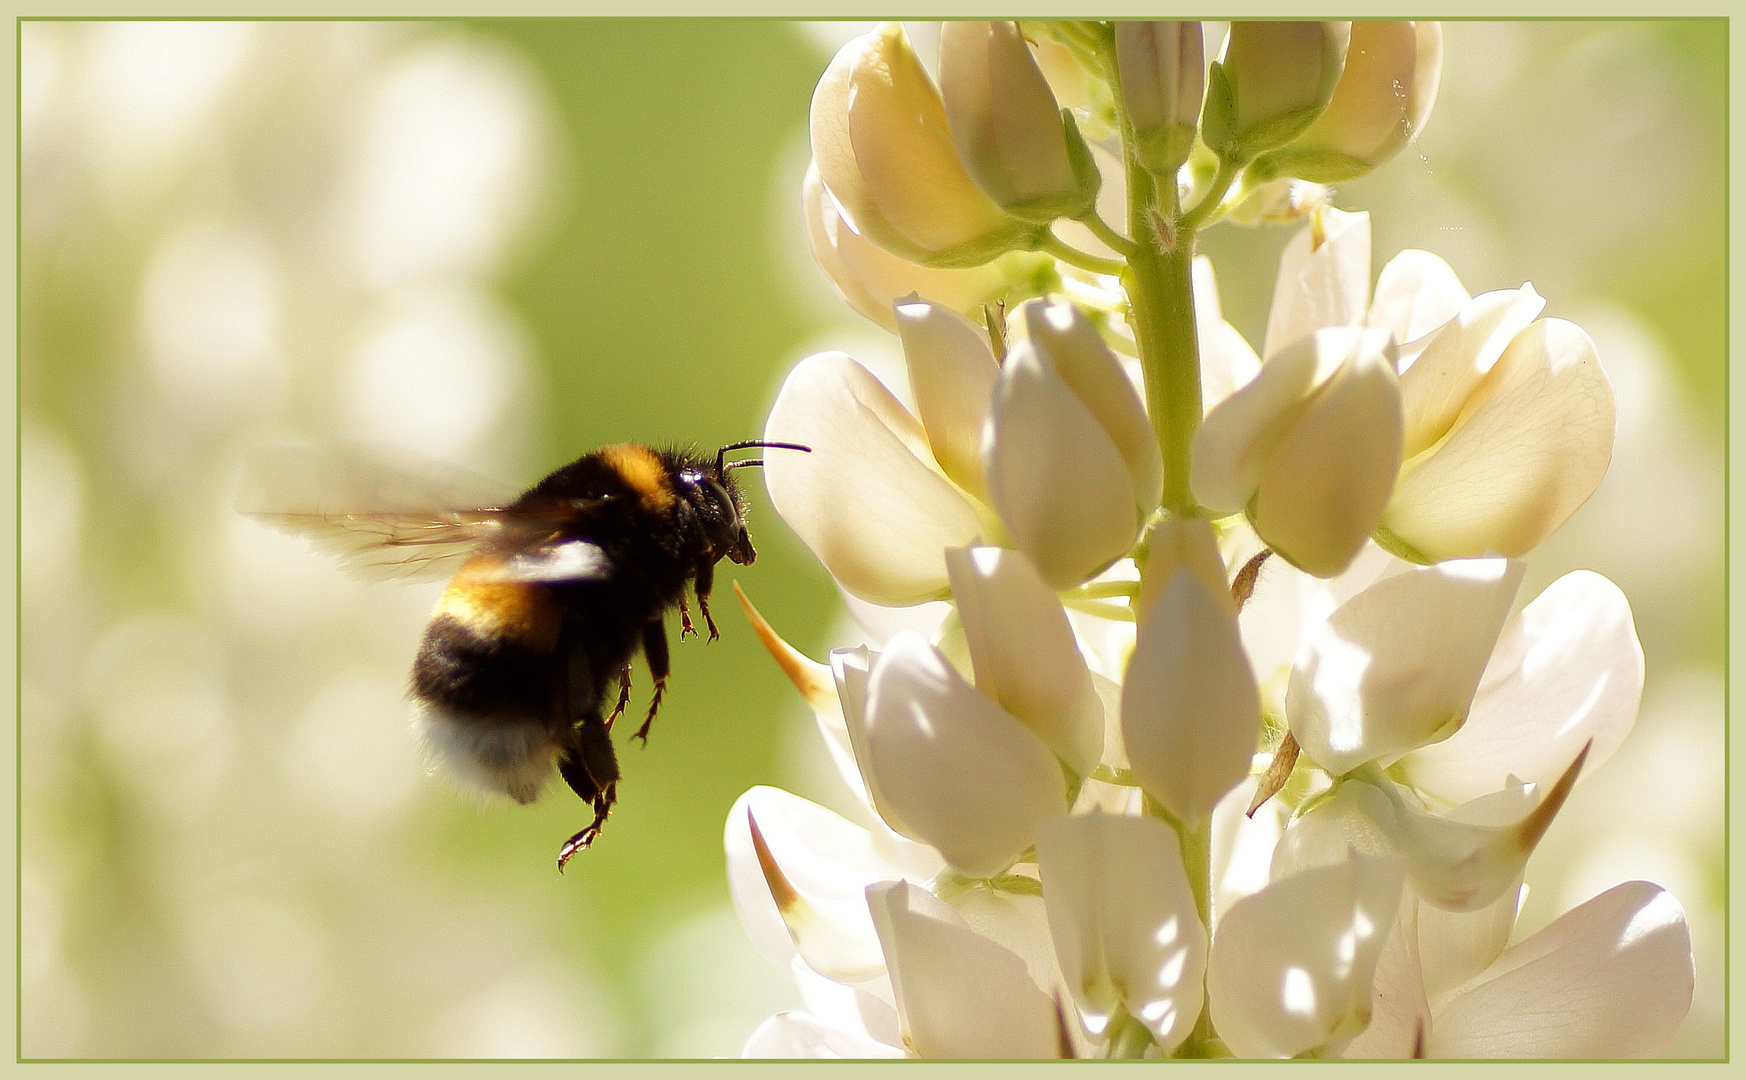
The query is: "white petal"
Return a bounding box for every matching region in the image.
[1401,571,1642,805]
[1022,298,1163,515]
[793,958,902,1045]
[862,632,1068,877]
[895,296,999,498]
[1415,881,1521,1003]
[1035,812,1208,1050]
[983,335,1141,589]
[1386,318,1615,561]
[1251,328,1402,577]
[741,1011,906,1058]
[1288,558,1525,776]
[1262,207,1371,361]
[1339,897,1431,1059]
[1123,568,1261,826]
[765,351,984,605]
[867,880,1063,1058]
[724,787,898,983]
[1428,882,1692,1058]
[946,546,1103,775]
[802,162,1010,334]
[1367,248,1468,348]
[1395,285,1545,457]
[1211,777,1289,926]
[1207,852,1406,1058]
[1191,332,1328,514]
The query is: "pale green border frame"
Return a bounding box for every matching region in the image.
[3,2,1734,1073]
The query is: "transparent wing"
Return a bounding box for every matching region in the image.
[241,443,527,582]
[252,507,518,581]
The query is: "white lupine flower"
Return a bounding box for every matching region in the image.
[1191,325,1403,577]
[1034,811,1208,1050]
[1286,556,1525,776]
[946,545,1103,775]
[764,350,988,605]
[859,632,1068,878]
[1114,21,1204,175]
[1122,566,1260,826]
[733,18,1690,1061]
[1206,851,1404,1058]
[984,298,1162,588]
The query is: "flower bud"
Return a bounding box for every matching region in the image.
[983,298,1163,588]
[1202,21,1352,160]
[811,22,1039,268]
[1113,21,1205,175]
[1254,22,1443,184]
[938,21,1100,223]
[1192,325,1403,578]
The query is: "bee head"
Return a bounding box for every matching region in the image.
[699,441,811,565]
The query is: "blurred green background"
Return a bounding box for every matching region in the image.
[19,20,1724,1058]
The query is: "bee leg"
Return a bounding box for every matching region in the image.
[555,716,619,872]
[677,593,697,639]
[605,665,632,730]
[693,561,720,642]
[633,618,670,744]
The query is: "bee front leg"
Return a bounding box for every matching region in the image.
[634,617,670,744]
[693,560,720,642]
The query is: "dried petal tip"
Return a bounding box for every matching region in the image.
[734,581,833,711]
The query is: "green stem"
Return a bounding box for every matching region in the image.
[1180,151,1248,231]
[1074,210,1139,259]
[1173,813,1219,1058]
[1036,229,1126,277]
[1121,156,1201,516]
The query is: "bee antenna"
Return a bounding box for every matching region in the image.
[717,441,812,475]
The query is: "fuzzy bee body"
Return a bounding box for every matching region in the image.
[256,440,806,869]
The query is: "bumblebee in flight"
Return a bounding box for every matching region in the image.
[258,440,809,870]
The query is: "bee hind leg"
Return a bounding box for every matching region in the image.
[555,724,618,871]
[633,618,669,744]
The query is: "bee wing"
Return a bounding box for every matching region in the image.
[252,507,521,581]
[240,443,529,582]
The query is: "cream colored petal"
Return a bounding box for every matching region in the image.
[862,632,1068,878]
[765,352,984,605]
[946,545,1103,776]
[895,296,998,498]
[841,24,1022,260]
[867,880,1062,1058]
[983,334,1142,589]
[1035,812,1208,1050]
[1262,206,1371,361]
[1395,284,1545,457]
[1386,318,1615,561]
[1207,851,1406,1058]
[1367,248,1468,348]
[1190,332,1326,514]
[1338,896,1431,1059]
[1021,298,1163,515]
[1288,557,1524,776]
[1136,514,1231,624]
[1400,570,1641,805]
[1123,567,1261,826]
[1428,882,1692,1058]
[803,162,1012,334]
[1252,328,1402,578]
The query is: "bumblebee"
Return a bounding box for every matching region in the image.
[258,440,809,869]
